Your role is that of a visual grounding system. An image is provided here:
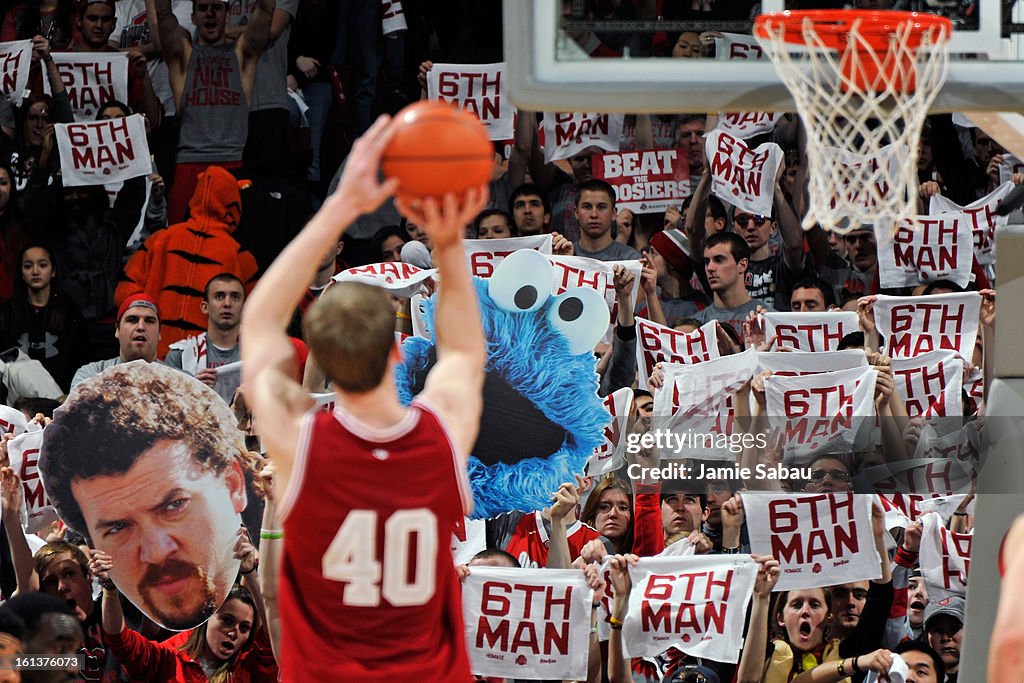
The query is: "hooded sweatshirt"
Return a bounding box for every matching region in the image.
[116,166,258,356]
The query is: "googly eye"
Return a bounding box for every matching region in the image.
[546,287,608,355]
[488,249,553,313]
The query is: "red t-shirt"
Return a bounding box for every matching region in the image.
[277,401,473,682]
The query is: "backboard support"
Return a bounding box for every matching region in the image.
[504,0,1024,114]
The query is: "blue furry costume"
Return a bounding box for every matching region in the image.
[395,253,610,518]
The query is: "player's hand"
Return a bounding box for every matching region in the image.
[395,186,489,252]
[332,114,400,216]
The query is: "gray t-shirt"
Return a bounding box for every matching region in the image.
[695,298,774,340]
[70,358,171,389]
[164,334,241,405]
[226,0,299,112]
[573,239,641,263]
[178,44,248,162]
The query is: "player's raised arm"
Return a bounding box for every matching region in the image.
[395,188,489,461]
[241,115,399,493]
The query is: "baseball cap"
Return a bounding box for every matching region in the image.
[117,294,160,323]
[923,596,965,631]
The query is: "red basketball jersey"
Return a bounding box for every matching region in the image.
[277,401,473,682]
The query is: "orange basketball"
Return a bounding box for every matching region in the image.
[382,101,493,202]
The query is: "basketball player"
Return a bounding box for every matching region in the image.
[241,115,488,681]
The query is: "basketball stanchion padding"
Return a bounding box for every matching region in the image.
[754,10,951,234]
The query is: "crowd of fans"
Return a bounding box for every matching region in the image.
[0,0,1009,682]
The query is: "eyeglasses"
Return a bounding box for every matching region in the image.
[735,214,769,227]
[810,469,851,482]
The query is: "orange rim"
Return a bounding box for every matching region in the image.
[754,10,952,52]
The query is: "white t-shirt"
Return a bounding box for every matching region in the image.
[113,0,196,116]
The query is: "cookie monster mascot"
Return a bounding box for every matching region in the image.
[395,249,612,518]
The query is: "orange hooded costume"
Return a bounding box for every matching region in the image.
[116,166,259,357]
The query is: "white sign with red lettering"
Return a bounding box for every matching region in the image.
[621,555,757,662]
[593,148,691,214]
[653,350,756,460]
[0,405,27,438]
[713,32,767,60]
[916,495,973,524]
[877,494,912,531]
[587,387,633,475]
[462,567,592,680]
[636,318,718,387]
[705,130,783,216]
[546,255,643,326]
[764,367,877,460]
[541,112,624,164]
[757,349,868,377]
[654,349,757,422]
[426,63,514,140]
[715,112,783,140]
[929,183,1013,266]
[913,422,981,466]
[763,312,859,353]
[743,493,880,591]
[891,350,964,420]
[45,52,129,120]
[464,235,553,278]
[55,114,152,187]
[0,40,32,105]
[857,459,975,523]
[333,262,437,298]
[7,429,58,534]
[877,215,974,288]
[874,292,981,360]
[920,512,971,602]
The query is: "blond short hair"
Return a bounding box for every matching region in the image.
[303,282,395,392]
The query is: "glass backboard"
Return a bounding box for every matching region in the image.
[504,0,1024,113]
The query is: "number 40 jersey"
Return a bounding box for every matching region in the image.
[277,401,473,682]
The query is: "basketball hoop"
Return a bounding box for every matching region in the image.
[754,10,952,234]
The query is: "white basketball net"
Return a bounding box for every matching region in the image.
[756,14,950,234]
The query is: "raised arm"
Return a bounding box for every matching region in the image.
[394,188,489,459]
[1,465,35,595]
[236,0,276,104]
[241,116,397,501]
[149,0,189,101]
